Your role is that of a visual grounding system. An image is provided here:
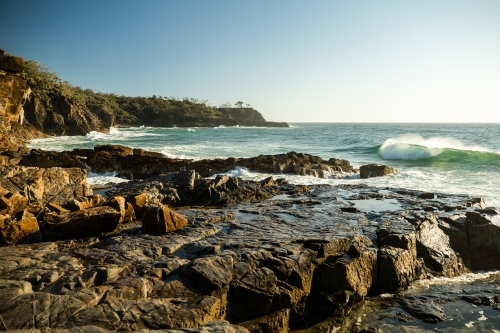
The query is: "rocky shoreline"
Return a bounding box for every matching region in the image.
[2,50,500,332]
[1,141,500,332]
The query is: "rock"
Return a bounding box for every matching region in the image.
[0,67,29,126]
[0,280,33,307]
[142,205,189,235]
[399,297,446,323]
[414,215,468,277]
[438,215,471,268]
[418,192,435,199]
[44,206,121,239]
[228,267,279,321]
[238,309,289,333]
[465,210,500,270]
[68,195,106,212]
[376,223,417,292]
[0,179,497,331]
[131,193,148,218]
[0,166,92,208]
[104,196,126,223]
[260,176,276,187]
[23,94,110,136]
[46,201,70,215]
[317,247,377,296]
[85,149,356,180]
[94,144,133,156]
[0,210,41,245]
[18,149,85,168]
[360,164,397,179]
[123,202,136,223]
[0,196,11,214]
[5,193,28,216]
[181,255,235,294]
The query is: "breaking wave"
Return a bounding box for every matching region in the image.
[378,135,500,165]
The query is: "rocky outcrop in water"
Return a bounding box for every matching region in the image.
[360,163,397,178]
[68,145,358,179]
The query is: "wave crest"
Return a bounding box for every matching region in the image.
[379,135,491,160]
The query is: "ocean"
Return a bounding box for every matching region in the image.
[28,123,500,208]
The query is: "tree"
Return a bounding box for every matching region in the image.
[235,101,244,108]
[245,103,250,108]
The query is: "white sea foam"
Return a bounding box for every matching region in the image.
[86,131,110,140]
[87,171,129,185]
[406,271,500,291]
[160,147,185,159]
[379,135,491,160]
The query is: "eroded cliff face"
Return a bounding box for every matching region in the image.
[0,49,113,141]
[0,71,29,125]
[23,94,113,136]
[0,52,33,161]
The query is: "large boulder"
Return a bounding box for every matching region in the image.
[0,210,41,245]
[465,210,500,270]
[0,166,92,208]
[142,204,189,235]
[376,222,418,292]
[360,163,397,179]
[44,206,121,239]
[414,215,468,277]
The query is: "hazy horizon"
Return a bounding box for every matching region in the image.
[2,0,500,123]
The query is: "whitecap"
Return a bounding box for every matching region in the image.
[379,134,491,160]
[87,171,129,185]
[160,148,185,159]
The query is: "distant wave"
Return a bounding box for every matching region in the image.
[379,135,493,160]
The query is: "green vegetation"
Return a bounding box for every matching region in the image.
[17,54,246,126]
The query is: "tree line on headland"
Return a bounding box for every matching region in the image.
[11,50,288,131]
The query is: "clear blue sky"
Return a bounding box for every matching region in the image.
[1,0,500,122]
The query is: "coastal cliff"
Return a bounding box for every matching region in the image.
[0,49,288,140]
[0,50,111,138]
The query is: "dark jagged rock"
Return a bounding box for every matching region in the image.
[142,204,189,235]
[0,165,92,209]
[360,163,397,178]
[399,297,446,323]
[23,94,112,136]
[43,206,121,239]
[18,149,85,168]
[465,209,500,270]
[0,210,41,245]
[81,147,357,179]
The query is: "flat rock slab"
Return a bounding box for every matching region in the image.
[0,183,496,332]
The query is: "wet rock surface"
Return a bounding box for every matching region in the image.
[359,163,397,179]
[71,146,358,179]
[0,173,499,332]
[333,271,500,332]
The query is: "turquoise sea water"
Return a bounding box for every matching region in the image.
[29,123,500,207]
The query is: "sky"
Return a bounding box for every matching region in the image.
[1,0,500,122]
